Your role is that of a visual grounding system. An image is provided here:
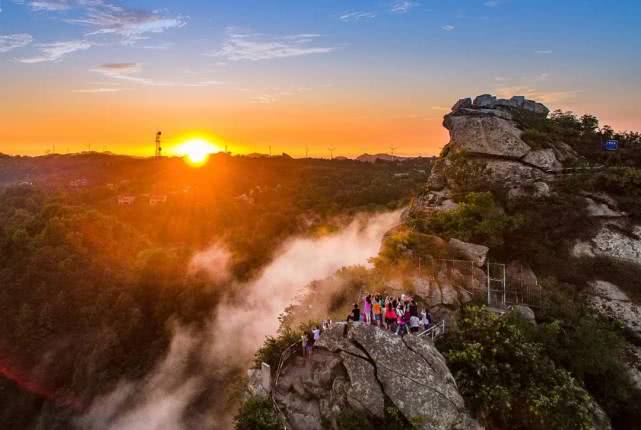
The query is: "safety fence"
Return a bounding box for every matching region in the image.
[271,341,301,430]
[417,320,446,341]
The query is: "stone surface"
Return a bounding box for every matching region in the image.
[444,114,531,158]
[447,238,489,267]
[522,148,563,171]
[276,324,480,430]
[510,305,536,323]
[584,197,626,218]
[586,280,641,340]
[573,223,641,261]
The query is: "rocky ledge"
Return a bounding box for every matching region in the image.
[413,93,580,214]
[272,323,479,430]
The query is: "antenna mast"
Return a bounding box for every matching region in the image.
[155,131,162,158]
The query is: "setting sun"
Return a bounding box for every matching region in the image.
[175,138,221,166]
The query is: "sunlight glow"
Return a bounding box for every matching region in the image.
[175,138,221,166]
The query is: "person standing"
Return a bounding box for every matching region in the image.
[385,303,397,331]
[363,295,372,324]
[372,297,382,327]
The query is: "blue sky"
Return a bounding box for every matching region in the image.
[1,0,640,156]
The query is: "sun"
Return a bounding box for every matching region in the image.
[175,138,220,166]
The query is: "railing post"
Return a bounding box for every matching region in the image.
[486,259,491,306]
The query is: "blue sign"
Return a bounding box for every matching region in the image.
[605,140,619,151]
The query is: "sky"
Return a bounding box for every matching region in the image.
[1,0,640,158]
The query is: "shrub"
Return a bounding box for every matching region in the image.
[422,192,524,248]
[234,396,280,430]
[253,325,302,370]
[521,128,552,149]
[438,305,593,430]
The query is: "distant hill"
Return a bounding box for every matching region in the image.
[356,153,409,163]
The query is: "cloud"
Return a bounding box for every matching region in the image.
[209,30,337,62]
[339,11,376,22]
[17,0,186,44]
[0,33,33,53]
[27,0,72,11]
[90,62,224,87]
[72,87,121,93]
[535,72,549,81]
[484,0,499,7]
[535,49,552,54]
[18,39,91,63]
[442,24,455,31]
[391,0,419,13]
[495,85,580,104]
[78,209,402,429]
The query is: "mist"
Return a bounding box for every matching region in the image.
[78,209,401,430]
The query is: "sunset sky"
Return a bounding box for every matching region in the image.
[1,0,640,157]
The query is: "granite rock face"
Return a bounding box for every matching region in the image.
[412,94,577,216]
[274,324,480,430]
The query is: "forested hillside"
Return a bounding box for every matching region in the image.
[0,154,431,428]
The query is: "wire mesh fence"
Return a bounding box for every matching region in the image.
[413,256,541,309]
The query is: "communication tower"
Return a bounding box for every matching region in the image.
[155,131,162,158]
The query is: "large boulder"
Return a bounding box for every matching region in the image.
[447,238,489,267]
[444,113,531,158]
[276,324,480,430]
[414,94,572,213]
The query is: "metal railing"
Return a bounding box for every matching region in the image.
[271,340,301,430]
[417,320,446,341]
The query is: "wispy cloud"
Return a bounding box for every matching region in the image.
[484,0,499,7]
[72,87,121,93]
[17,0,186,44]
[495,85,580,104]
[90,62,224,87]
[339,11,376,22]
[535,49,552,54]
[26,1,73,11]
[208,30,337,62]
[535,72,549,81]
[0,33,33,53]
[18,39,91,63]
[442,24,455,31]
[391,0,419,14]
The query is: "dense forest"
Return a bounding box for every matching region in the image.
[0,154,432,429]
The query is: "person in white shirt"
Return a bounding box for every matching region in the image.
[409,314,421,334]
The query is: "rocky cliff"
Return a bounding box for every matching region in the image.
[413,94,580,213]
[272,323,479,430]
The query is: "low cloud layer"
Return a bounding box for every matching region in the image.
[79,209,401,430]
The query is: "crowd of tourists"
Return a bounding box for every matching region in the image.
[300,294,435,359]
[346,294,434,336]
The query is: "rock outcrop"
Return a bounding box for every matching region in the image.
[412,93,578,215]
[273,323,479,430]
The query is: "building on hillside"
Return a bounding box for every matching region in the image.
[393,172,410,178]
[117,195,136,206]
[149,195,168,206]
